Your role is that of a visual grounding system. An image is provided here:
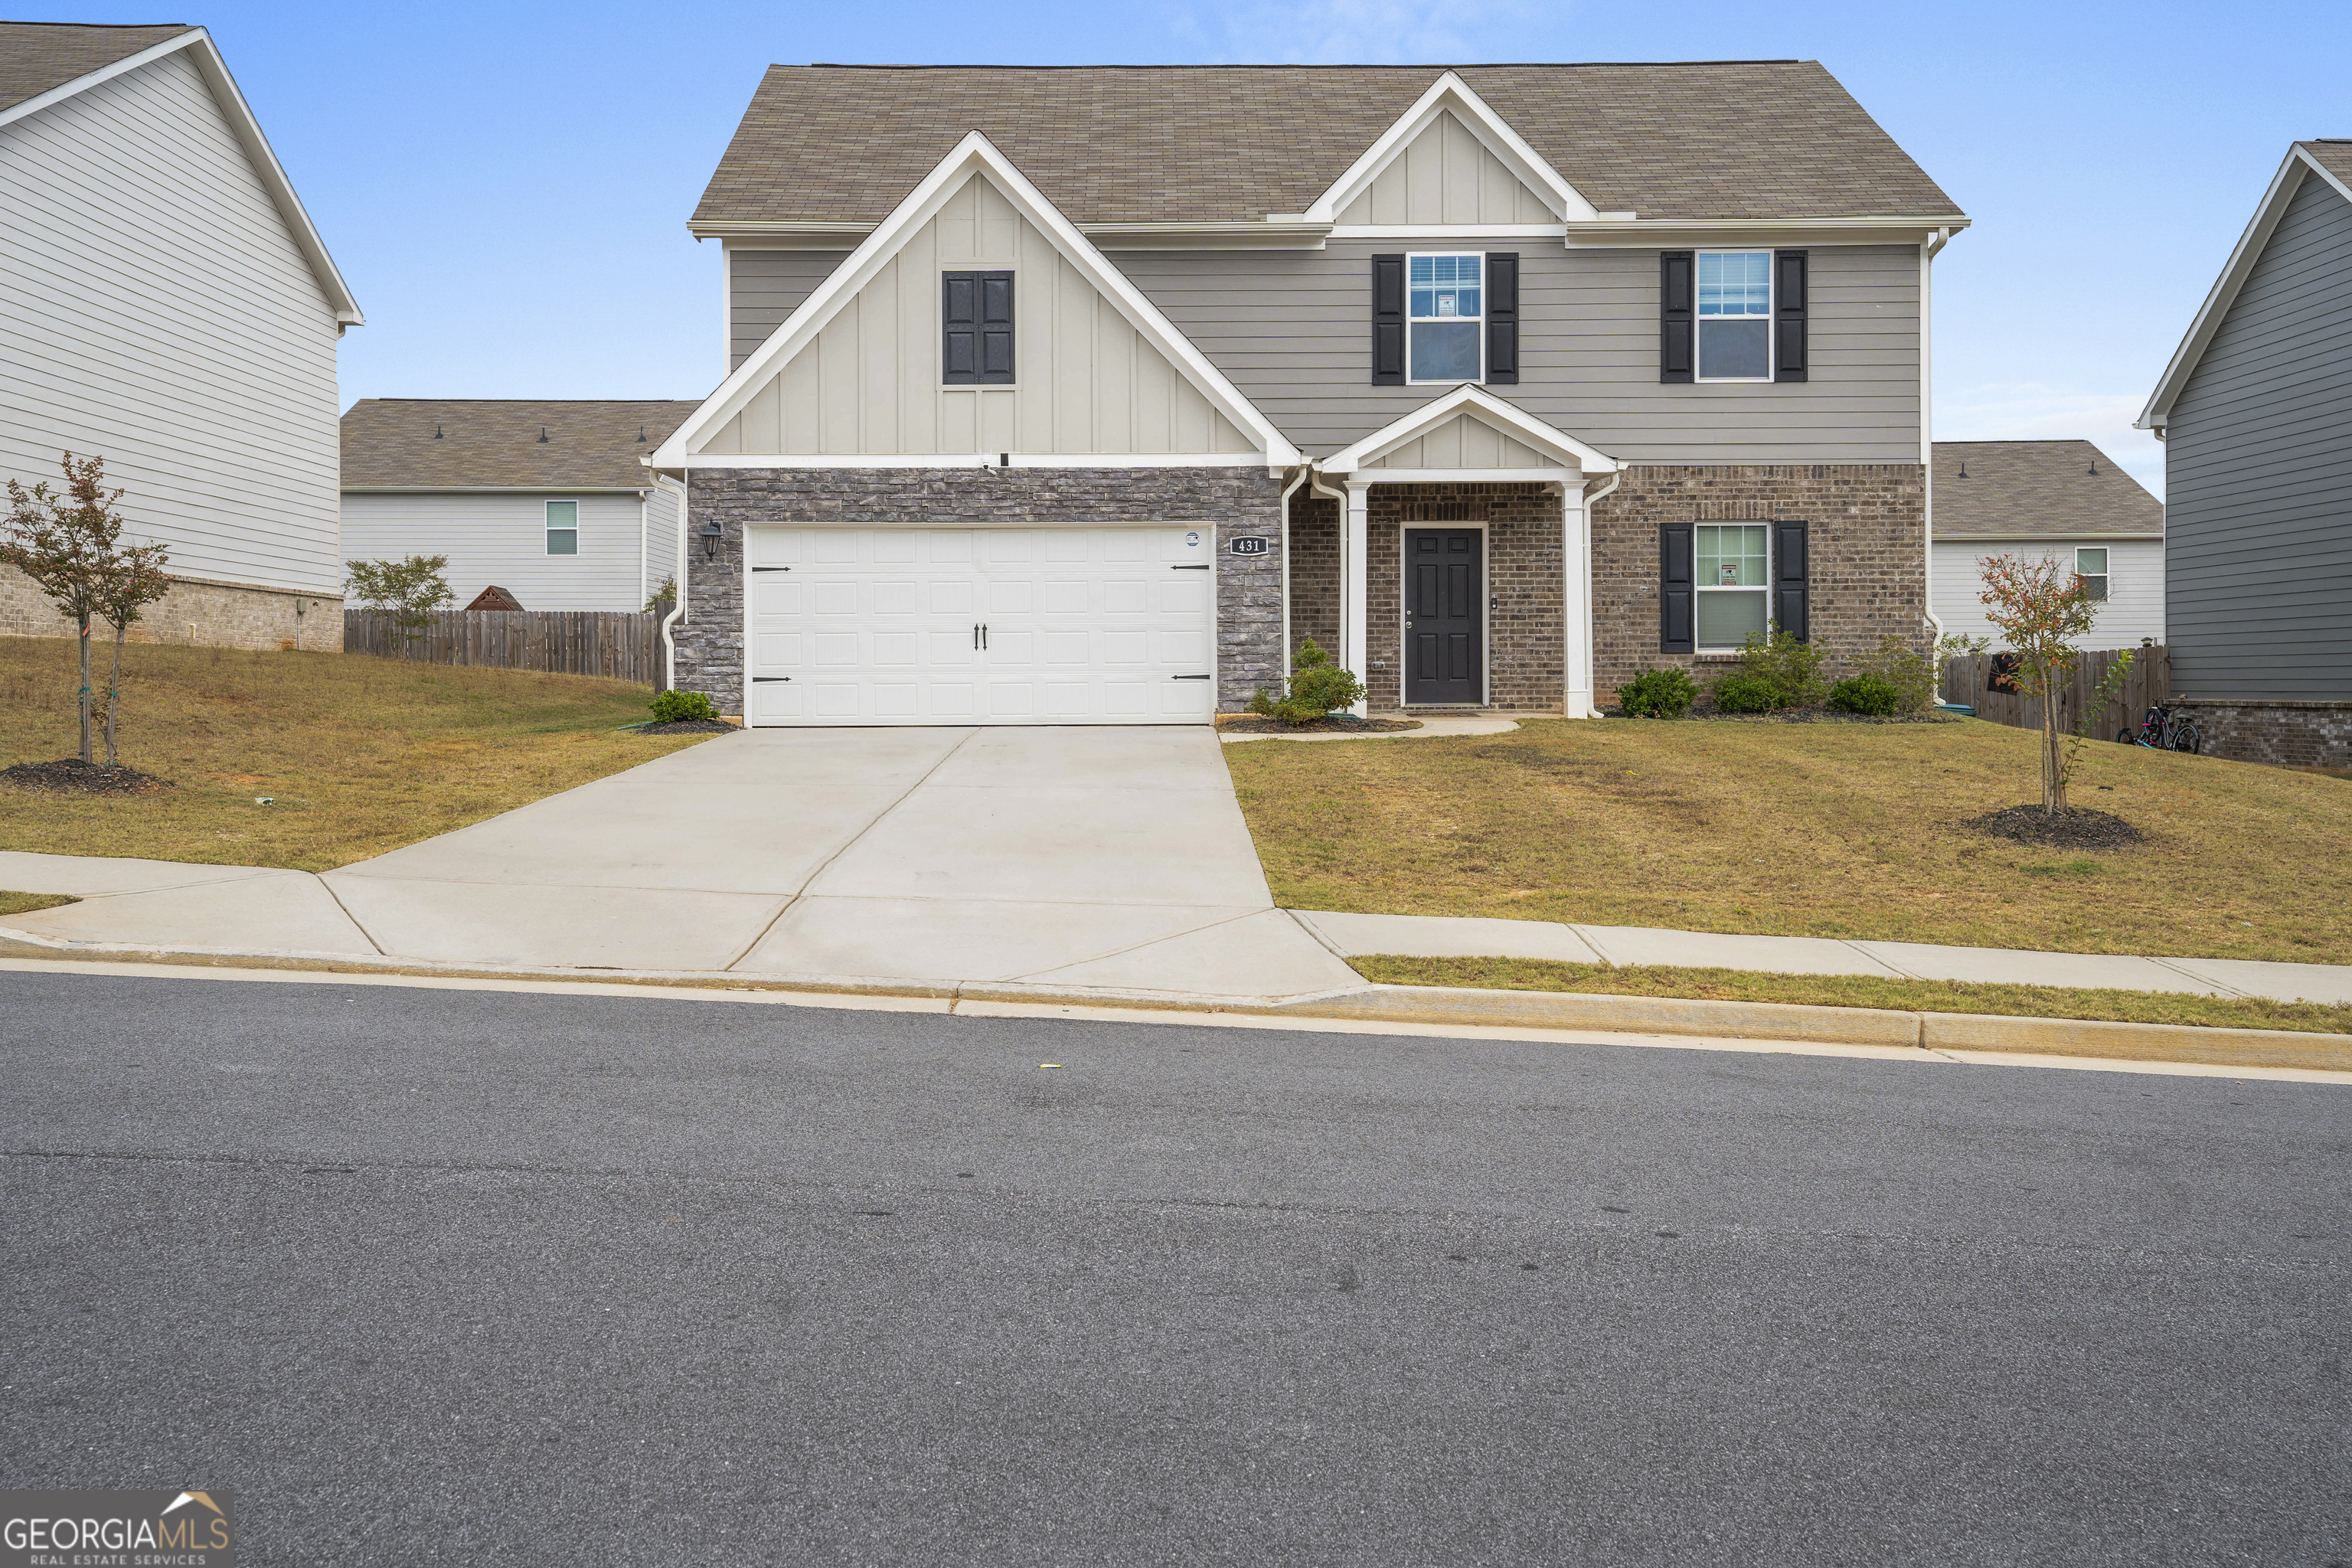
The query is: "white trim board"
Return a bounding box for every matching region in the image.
[652,132,1297,470]
[1275,71,1595,224]
[669,452,1269,471]
[1319,385,1619,476]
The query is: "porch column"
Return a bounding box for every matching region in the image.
[1560,476,1596,718]
[1341,478,1371,716]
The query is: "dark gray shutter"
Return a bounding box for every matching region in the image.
[942,272,978,384]
[1372,253,1405,384]
[1774,520,1809,641]
[1485,252,1518,384]
[1773,250,1808,383]
[1661,522,1694,653]
[1660,250,1694,383]
[978,272,1014,384]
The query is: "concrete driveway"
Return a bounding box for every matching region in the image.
[299,727,1357,999]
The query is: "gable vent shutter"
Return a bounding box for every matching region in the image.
[1660,250,1694,384]
[1773,250,1808,383]
[1661,522,1694,654]
[1372,253,1405,385]
[1485,252,1519,384]
[942,273,978,384]
[979,272,1015,385]
[1774,520,1810,641]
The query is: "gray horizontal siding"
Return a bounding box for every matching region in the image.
[2164,168,2352,699]
[730,249,851,371]
[341,490,649,613]
[1112,240,1921,464]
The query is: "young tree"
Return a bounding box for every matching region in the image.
[2,453,139,765]
[95,537,173,766]
[345,555,453,648]
[1977,552,2103,813]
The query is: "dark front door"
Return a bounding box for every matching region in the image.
[1403,528,1484,704]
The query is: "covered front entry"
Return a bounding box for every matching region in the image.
[1403,527,1485,704]
[743,524,1217,726]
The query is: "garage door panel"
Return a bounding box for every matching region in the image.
[871,631,920,666]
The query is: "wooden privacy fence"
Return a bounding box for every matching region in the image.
[345,610,662,684]
[1942,645,2169,742]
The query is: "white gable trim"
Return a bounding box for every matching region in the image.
[2138,145,2352,432]
[0,28,364,325]
[1277,72,1595,226]
[1321,385,1619,475]
[654,132,1296,469]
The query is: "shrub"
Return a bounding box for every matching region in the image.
[1247,639,1367,725]
[644,576,676,615]
[1711,673,1785,714]
[1726,626,1828,708]
[345,554,452,642]
[649,689,719,724]
[1616,667,1697,719]
[1851,635,1936,714]
[1828,671,1903,716]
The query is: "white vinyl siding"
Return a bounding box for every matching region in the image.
[0,48,341,594]
[1931,539,2165,648]
[341,492,651,612]
[1334,109,1555,225]
[643,482,681,604]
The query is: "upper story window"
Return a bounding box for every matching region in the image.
[1695,523,1769,649]
[545,500,578,556]
[943,271,1014,385]
[1408,253,1482,383]
[1697,252,1772,381]
[2076,547,2109,602]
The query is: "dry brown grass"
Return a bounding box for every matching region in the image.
[0,639,711,872]
[1225,717,2352,964]
[0,890,76,916]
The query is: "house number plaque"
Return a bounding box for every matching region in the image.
[1228,537,1269,556]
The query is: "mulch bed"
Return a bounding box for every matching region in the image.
[628,720,739,735]
[1217,715,1425,734]
[1,758,176,795]
[1964,803,2147,850]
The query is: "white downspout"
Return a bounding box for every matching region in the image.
[653,471,688,692]
[1575,469,1622,717]
[1276,464,1309,687]
[1921,227,1952,702]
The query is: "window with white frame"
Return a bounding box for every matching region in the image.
[1695,524,1769,649]
[2076,546,2109,602]
[1697,252,1772,381]
[1408,253,1482,383]
[545,500,578,556]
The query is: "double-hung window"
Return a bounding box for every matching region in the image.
[2076,547,2109,602]
[1694,524,1769,649]
[1696,252,1772,381]
[1408,253,1482,383]
[544,500,578,556]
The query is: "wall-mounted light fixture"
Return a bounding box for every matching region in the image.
[701,518,724,560]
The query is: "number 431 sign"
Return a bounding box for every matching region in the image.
[1227,537,1269,556]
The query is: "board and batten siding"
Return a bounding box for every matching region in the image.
[1112,242,1921,465]
[1364,410,1550,469]
[1932,539,2165,648]
[697,173,1257,459]
[341,492,652,613]
[1334,110,1556,225]
[0,48,341,595]
[2164,168,2352,700]
[728,249,851,372]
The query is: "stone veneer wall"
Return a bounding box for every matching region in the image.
[2170,698,2352,769]
[1,566,340,651]
[1285,492,1340,661]
[1589,463,1927,697]
[681,467,1285,714]
[1366,482,1565,711]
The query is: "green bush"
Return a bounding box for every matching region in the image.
[1711,673,1785,714]
[1248,639,1367,725]
[1727,626,1828,708]
[649,689,719,724]
[1827,671,1903,716]
[1851,635,1936,714]
[1616,667,1697,718]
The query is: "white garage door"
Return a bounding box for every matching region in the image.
[743,525,1218,726]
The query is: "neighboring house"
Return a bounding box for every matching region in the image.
[2138,140,2352,769]
[653,64,1965,725]
[0,21,359,649]
[340,400,699,613]
[1930,440,2164,649]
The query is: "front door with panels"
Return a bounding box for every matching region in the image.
[743,525,1216,725]
[1403,528,1484,704]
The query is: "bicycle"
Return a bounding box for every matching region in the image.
[2118,703,2202,754]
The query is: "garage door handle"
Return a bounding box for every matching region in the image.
[750,566,792,572]
[1171,674,1210,681]
[1171,564,1210,570]
[753,676,791,682]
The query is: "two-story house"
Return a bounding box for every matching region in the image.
[0,21,360,650]
[650,64,1965,725]
[2137,140,2351,769]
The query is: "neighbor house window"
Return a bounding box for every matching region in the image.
[1697,252,1772,381]
[1695,524,1769,648]
[2076,547,2109,602]
[545,500,578,555]
[1408,253,1482,383]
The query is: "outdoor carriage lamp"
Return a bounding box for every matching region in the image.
[700,518,724,560]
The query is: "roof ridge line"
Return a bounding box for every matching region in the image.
[792,59,1810,69]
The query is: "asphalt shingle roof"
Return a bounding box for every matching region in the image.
[0,20,194,113]
[1932,441,2162,539]
[2298,139,2352,185]
[341,400,704,491]
[694,62,1965,227]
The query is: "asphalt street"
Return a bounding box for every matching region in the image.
[2,969,2346,1566]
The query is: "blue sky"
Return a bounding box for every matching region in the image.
[51,0,2352,492]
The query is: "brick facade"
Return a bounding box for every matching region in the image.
[1589,462,1928,697]
[681,466,1285,714]
[1285,492,1340,662]
[1367,482,1563,712]
[2,565,341,651]
[2171,699,2352,769]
